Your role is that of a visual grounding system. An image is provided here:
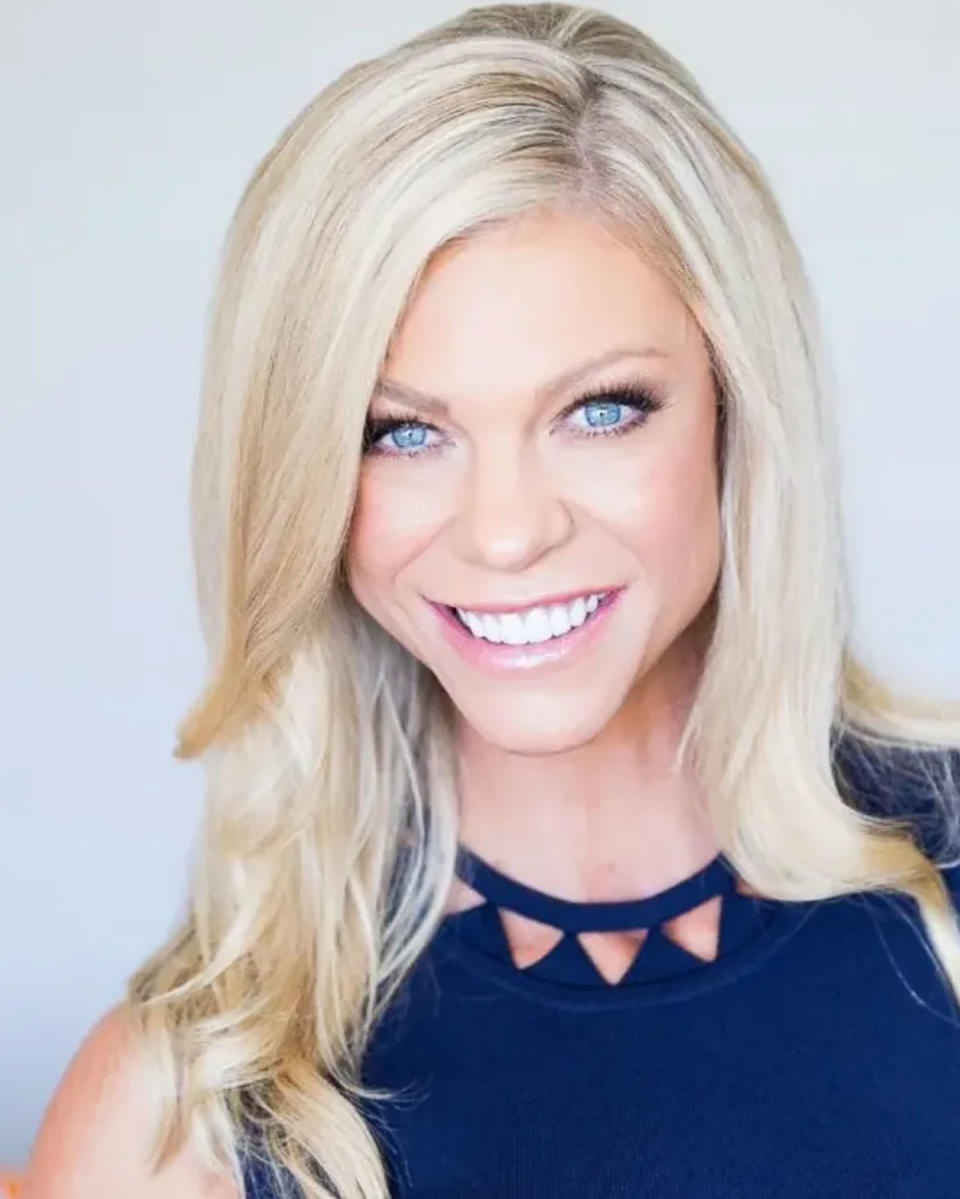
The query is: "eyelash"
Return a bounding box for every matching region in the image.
[360,381,667,459]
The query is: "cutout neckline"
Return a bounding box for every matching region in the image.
[453,844,734,932]
[440,842,815,1008]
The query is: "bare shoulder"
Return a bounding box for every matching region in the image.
[23,1001,242,1199]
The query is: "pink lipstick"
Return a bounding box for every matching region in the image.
[424,587,626,674]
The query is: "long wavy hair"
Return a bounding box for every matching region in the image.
[126,5,960,1197]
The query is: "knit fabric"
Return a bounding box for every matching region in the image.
[243,738,960,1197]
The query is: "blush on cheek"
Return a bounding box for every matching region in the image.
[658,468,722,601]
[345,475,443,627]
[611,427,720,596]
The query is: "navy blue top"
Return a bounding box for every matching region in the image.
[243,738,960,1198]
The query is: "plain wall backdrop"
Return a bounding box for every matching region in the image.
[2,0,958,1166]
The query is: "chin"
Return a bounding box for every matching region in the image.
[453,702,615,756]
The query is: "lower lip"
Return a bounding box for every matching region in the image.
[425,588,626,674]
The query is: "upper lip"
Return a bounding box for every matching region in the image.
[432,586,620,614]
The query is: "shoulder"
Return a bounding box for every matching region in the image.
[23,1002,242,1199]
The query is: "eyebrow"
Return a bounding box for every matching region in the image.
[371,346,670,417]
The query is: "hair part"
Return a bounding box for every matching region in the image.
[127,6,960,1197]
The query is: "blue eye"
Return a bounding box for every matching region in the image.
[574,398,631,431]
[563,385,666,439]
[361,419,436,456]
[361,382,666,458]
[384,423,429,451]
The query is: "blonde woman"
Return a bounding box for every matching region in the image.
[26,5,960,1198]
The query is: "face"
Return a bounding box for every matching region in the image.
[345,207,721,755]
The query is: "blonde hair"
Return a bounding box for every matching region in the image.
[127,5,960,1197]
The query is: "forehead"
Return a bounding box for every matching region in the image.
[381,209,696,401]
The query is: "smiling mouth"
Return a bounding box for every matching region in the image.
[444,590,614,646]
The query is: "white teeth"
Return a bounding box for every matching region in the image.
[525,608,553,643]
[501,612,530,645]
[463,612,485,639]
[481,613,503,643]
[454,592,609,645]
[548,604,572,637]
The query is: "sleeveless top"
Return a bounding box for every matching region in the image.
[242,740,960,1198]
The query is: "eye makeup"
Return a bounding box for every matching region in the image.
[360,378,668,458]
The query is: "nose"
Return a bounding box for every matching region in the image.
[449,439,574,572]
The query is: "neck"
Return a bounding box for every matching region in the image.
[453,623,720,904]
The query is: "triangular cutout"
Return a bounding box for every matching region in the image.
[661,893,723,962]
[444,858,760,984]
[443,876,488,916]
[496,907,566,970]
[576,928,650,985]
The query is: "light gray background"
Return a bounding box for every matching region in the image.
[2,0,958,1166]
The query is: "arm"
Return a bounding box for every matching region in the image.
[22,1003,242,1199]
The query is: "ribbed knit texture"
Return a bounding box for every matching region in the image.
[243,738,960,1198]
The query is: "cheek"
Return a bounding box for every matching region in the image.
[345,471,439,603]
[598,434,720,586]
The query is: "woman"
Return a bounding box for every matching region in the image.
[26,5,960,1198]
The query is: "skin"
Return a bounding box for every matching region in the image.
[23,1002,242,1197]
[346,206,728,975]
[24,209,731,1197]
